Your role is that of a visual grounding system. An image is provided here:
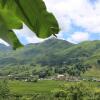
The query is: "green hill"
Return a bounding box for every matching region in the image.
[0,38,74,66]
[0,38,100,77]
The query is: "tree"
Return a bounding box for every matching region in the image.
[0,80,10,99]
[66,63,91,78]
[54,67,66,74]
[0,0,59,49]
[53,82,93,100]
[53,90,67,100]
[39,71,47,78]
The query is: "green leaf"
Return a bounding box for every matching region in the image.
[0,0,59,49]
[0,9,22,29]
[7,0,59,38]
[0,15,23,50]
[7,31,23,50]
[0,0,7,8]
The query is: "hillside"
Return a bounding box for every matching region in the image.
[0,38,100,77]
[0,38,74,67]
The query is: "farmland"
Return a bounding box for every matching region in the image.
[8,80,65,95]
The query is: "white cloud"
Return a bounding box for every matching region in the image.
[44,0,100,37]
[0,39,9,46]
[44,0,71,32]
[13,24,45,44]
[67,32,90,43]
[57,31,65,40]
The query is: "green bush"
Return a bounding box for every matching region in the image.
[53,82,96,100]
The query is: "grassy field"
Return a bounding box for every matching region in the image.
[8,80,100,95]
[8,80,66,95]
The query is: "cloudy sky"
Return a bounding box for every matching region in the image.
[44,0,100,43]
[1,0,100,45]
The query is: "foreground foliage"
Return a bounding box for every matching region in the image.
[0,80,100,100]
[0,0,59,49]
[53,82,98,100]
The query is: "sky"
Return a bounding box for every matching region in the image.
[1,0,100,46]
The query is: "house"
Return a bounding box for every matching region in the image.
[56,74,66,80]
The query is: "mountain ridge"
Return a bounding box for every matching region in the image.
[0,38,100,67]
[0,38,100,77]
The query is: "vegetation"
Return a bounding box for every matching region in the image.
[0,80,10,100]
[0,39,99,99]
[0,39,100,78]
[0,0,59,49]
[53,82,100,100]
[0,80,99,100]
[0,1,100,100]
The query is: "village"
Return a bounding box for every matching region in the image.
[0,74,99,83]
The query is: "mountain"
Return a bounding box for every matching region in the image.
[0,38,74,66]
[0,38,100,77]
